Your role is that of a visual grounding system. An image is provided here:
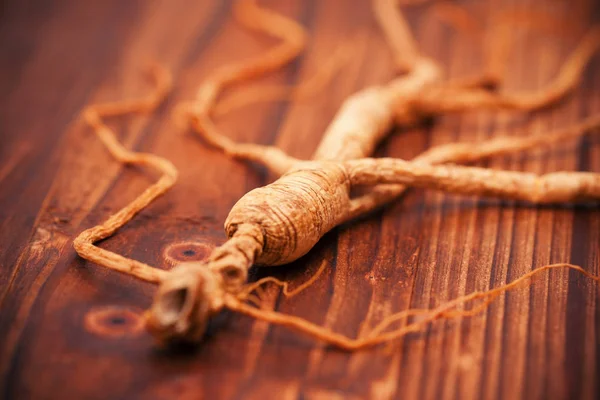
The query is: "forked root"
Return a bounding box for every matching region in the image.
[74,0,600,350]
[238,259,329,300]
[188,113,301,175]
[73,65,175,283]
[346,158,600,203]
[343,114,600,220]
[229,263,599,350]
[416,26,600,114]
[191,0,308,116]
[213,38,355,116]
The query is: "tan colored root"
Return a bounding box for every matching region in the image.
[192,0,600,209]
[417,26,600,114]
[417,115,600,164]
[441,5,579,90]
[190,113,300,175]
[311,55,441,161]
[186,37,356,176]
[161,0,600,347]
[226,263,600,350]
[178,0,600,272]
[363,264,599,341]
[192,0,307,115]
[189,110,600,217]
[153,112,599,343]
[213,40,354,116]
[179,0,320,176]
[194,111,600,219]
[142,0,321,342]
[346,114,600,219]
[313,0,443,161]
[73,65,175,283]
[311,3,599,164]
[346,158,600,203]
[198,120,600,279]
[73,0,600,347]
[345,20,600,220]
[193,38,359,173]
[276,0,437,163]
[238,259,329,300]
[481,7,580,89]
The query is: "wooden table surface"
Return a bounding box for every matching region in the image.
[1,0,599,399]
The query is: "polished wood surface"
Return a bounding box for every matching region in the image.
[1,0,599,399]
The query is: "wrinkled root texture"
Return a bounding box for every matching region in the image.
[74,0,600,349]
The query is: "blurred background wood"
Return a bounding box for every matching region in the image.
[0,0,599,399]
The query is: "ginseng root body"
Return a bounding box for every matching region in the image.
[147,161,351,340]
[76,0,600,348]
[147,0,600,342]
[147,153,600,341]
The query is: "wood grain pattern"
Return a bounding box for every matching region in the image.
[1,0,599,398]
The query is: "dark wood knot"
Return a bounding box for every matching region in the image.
[84,306,144,338]
[163,241,214,266]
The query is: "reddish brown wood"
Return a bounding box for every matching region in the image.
[0,0,599,399]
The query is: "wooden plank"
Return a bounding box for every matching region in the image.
[0,0,599,399]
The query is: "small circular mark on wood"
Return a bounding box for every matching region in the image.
[110,316,126,325]
[84,306,144,338]
[164,241,214,266]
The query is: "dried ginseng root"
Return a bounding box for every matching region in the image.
[190,0,600,216]
[320,0,600,215]
[75,0,600,349]
[178,0,351,123]
[74,72,600,346]
[156,0,600,343]
[230,263,600,350]
[76,103,600,348]
[140,115,600,344]
[74,65,175,283]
